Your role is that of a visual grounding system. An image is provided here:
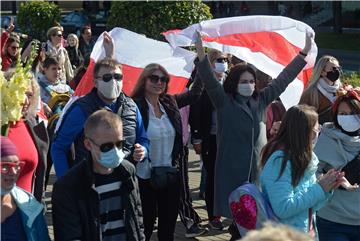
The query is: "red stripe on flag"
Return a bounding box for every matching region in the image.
[203,32,310,84]
[75,59,189,97]
[203,32,301,67]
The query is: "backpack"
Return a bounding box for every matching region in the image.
[228,129,278,237]
[229,182,279,236]
[39,81,71,140]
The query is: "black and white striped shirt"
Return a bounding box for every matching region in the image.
[94,172,126,241]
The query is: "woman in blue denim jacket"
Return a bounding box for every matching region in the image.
[259,105,344,236]
[1,136,50,241]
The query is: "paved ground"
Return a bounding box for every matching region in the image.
[45,148,232,241]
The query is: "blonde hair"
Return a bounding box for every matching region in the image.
[27,76,40,118]
[47,26,62,41]
[67,34,79,48]
[208,48,224,64]
[299,55,340,110]
[241,222,313,241]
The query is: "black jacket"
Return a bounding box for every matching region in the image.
[26,118,49,203]
[65,46,83,69]
[56,88,139,167]
[52,159,145,241]
[134,75,203,167]
[189,90,215,148]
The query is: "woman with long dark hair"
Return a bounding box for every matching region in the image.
[194,31,312,238]
[260,105,343,236]
[131,63,202,241]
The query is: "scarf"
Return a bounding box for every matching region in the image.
[317,78,341,103]
[314,123,360,168]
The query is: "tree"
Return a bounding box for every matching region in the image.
[107,1,212,40]
[17,1,61,41]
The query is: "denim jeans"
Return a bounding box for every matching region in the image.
[317,216,360,241]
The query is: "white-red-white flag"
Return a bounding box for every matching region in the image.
[163,15,318,109]
[74,28,196,96]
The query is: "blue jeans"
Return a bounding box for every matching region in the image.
[317,216,360,241]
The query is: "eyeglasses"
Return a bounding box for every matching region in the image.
[148,74,169,84]
[216,57,228,63]
[97,73,123,82]
[53,33,63,37]
[87,137,125,153]
[1,161,25,175]
[10,46,19,51]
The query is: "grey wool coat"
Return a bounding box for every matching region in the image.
[196,55,307,218]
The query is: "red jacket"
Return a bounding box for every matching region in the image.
[1,31,13,71]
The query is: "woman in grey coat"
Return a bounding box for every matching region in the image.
[194,31,312,224]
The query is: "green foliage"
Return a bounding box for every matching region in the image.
[17,1,61,41]
[107,1,212,40]
[343,72,360,87]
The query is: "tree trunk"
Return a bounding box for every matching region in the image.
[333,1,342,34]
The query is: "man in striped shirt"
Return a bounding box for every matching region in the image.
[52,110,145,241]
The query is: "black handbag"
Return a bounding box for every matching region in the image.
[150,166,179,190]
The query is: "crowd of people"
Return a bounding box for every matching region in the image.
[1,15,359,241]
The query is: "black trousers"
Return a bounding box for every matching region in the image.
[138,176,180,241]
[201,134,217,221]
[178,146,202,229]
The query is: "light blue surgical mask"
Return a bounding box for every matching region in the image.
[98,147,125,169]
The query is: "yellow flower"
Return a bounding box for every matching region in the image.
[1,44,37,127]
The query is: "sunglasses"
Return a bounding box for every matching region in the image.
[148,74,169,84]
[216,57,228,63]
[1,161,25,175]
[87,137,125,153]
[10,46,19,51]
[53,33,63,37]
[97,73,123,82]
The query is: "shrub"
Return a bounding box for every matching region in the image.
[17,1,61,41]
[107,1,212,40]
[343,71,360,87]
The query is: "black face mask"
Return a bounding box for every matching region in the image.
[326,69,340,82]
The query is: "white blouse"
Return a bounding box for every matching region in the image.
[136,99,176,179]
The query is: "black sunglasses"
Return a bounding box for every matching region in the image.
[98,73,123,82]
[215,57,228,63]
[148,74,169,84]
[53,33,63,37]
[87,137,125,153]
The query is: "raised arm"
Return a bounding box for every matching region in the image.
[174,72,203,109]
[194,31,226,109]
[259,32,312,108]
[103,31,114,59]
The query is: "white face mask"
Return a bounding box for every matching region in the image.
[337,115,360,132]
[237,83,255,97]
[214,62,228,73]
[97,79,122,99]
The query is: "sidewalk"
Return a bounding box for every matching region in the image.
[45,149,232,241]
